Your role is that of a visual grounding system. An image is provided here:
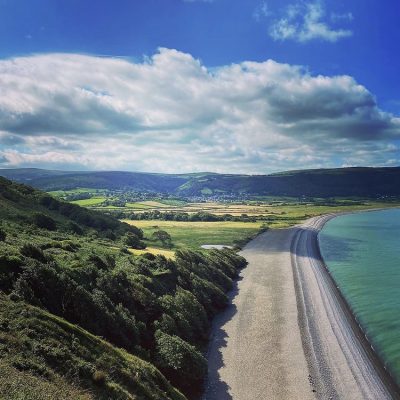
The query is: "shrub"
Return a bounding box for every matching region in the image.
[123,232,146,249]
[0,228,6,242]
[103,230,116,240]
[160,289,208,345]
[39,195,60,210]
[155,330,207,397]
[0,255,22,291]
[92,370,107,386]
[66,221,83,235]
[32,213,57,231]
[20,244,47,263]
[152,230,172,248]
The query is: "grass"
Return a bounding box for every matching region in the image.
[128,246,176,259]
[49,188,106,197]
[255,201,400,228]
[123,220,263,251]
[158,199,188,206]
[0,295,185,400]
[71,197,107,206]
[0,362,92,400]
[125,201,171,209]
[123,200,400,253]
[0,177,248,399]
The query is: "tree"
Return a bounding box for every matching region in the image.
[123,232,146,249]
[152,230,172,248]
[154,330,207,397]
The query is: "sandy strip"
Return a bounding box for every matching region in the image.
[203,215,400,400]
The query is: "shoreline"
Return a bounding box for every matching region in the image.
[203,225,313,399]
[203,210,400,399]
[292,212,400,399]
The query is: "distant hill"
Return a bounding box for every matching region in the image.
[1,167,400,198]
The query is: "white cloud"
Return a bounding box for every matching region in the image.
[269,1,353,43]
[0,48,398,173]
[253,1,271,21]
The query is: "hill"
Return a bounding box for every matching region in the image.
[0,177,247,399]
[1,167,400,198]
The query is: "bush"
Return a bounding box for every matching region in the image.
[0,255,22,291]
[152,230,172,248]
[0,228,6,242]
[155,330,207,397]
[66,221,83,235]
[92,370,107,386]
[123,232,146,249]
[20,244,47,263]
[32,213,57,231]
[160,289,208,345]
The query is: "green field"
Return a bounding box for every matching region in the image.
[50,187,400,255]
[71,196,107,206]
[123,220,263,250]
[255,201,400,228]
[49,188,106,196]
[122,200,400,253]
[125,201,171,209]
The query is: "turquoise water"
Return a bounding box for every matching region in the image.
[319,209,400,384]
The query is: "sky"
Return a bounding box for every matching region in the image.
[0,0,399,174]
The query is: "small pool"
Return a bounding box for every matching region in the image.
[200,244,233,250]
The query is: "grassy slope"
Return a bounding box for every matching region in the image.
[0,176,248,399]
[0,296,184,400]
[0,177,186,399]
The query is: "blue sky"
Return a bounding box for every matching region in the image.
[0,0,399,173]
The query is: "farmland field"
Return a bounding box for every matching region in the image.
[120,200,400,257]
[123,220,263,251]
[48,188,400,256]
[71,196,107,206]
[125,201,172,209]
[125,200,400,227]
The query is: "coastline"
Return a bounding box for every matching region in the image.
[292,213,400,399]
[203,211,400,399]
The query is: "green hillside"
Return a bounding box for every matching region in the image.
[0,177,247,399]
[1,167,400,198]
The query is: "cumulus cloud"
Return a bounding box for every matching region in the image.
[0,48,399,173]
[269,1,353,43]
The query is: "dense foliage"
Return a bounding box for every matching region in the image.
[128,210,259,222]
[0,177,247,399]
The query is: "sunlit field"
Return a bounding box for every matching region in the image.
[123,220,263,251]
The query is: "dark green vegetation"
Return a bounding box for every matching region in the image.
[0,177,247,399]
[2,167,400,198]
[128,210,259,222]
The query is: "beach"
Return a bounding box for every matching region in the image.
[204,215,400,400]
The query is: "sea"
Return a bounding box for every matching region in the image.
[319,208,400,385]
